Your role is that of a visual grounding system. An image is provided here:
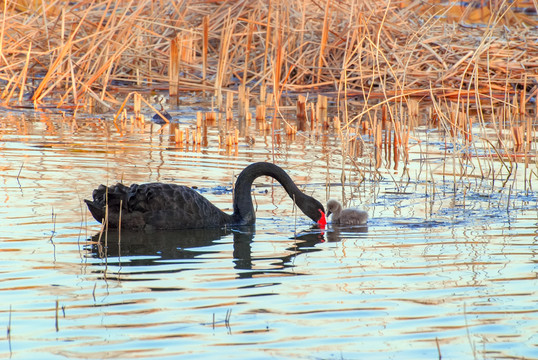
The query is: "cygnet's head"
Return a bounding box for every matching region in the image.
[326,199,342,217]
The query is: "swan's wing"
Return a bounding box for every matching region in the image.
[86,183,231,230]
[129,183,230,229]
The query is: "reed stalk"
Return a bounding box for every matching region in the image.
[0,1,532,109]
[1,1,536,194]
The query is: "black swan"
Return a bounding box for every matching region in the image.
[85,162,326,230]
[326,199,368,225]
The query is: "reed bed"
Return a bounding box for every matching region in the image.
[0,0,536,107]
[1,0,537,189]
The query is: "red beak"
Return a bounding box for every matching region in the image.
[317,209,327,228]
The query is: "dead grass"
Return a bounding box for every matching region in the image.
[0,0,536,108]
[0,0,536,187]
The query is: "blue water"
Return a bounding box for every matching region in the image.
[1,111,537,359]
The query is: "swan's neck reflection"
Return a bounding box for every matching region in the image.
[85,226,329,279]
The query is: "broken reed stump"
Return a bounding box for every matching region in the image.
[226,92,234,121]
[316,94,328,128]
[256,105,266,121]
[296,95,307,131]
[169,36,179,100]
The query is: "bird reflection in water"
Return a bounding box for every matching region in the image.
[85,226,329,279]
[324,224,368,243]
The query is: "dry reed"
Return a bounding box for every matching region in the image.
[0,1,535,108]
[1,0,536,187]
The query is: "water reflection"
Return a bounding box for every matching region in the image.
[85,226,327,278]
[2,110,536,360]
[86,228,232,265]
[325,225,368,243]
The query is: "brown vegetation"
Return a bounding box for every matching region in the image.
[1,0,536,185]
[0,0,536,109]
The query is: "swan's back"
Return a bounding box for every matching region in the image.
[85,183,231,230]
[337,208,368,225]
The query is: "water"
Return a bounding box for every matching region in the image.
[1,107,537,359]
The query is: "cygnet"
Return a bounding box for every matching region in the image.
[326,199,368,225]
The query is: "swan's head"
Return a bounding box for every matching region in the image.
[299,197,325,225]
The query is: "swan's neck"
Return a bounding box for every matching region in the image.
[231,162,313,225]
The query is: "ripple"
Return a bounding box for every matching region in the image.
[0,113,536,360]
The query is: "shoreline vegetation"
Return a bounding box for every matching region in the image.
[0,0,537,188]
[0,1,536,108]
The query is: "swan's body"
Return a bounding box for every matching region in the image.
[85,162,325,230]
[326,199,368,225]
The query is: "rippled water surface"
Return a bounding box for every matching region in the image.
[1,106,537,359]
